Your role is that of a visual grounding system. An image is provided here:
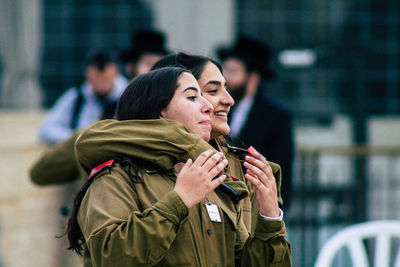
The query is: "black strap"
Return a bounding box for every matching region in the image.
[70,85,85,130]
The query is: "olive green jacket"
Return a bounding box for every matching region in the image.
[29,131,86,185]
[29,118,284,231]
[76,119,291,267]
[218,142,283,232]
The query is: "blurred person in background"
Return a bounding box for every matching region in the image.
[217,35,295,209]
[38,49,128,144]
[120,29,169,79]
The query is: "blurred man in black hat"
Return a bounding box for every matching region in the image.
[217,35,294,209]
[120,29,169,79]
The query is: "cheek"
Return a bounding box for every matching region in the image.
[179,112,197,132]
[211,115,230,132]
[167,104,197,126]
[137,66,148,76]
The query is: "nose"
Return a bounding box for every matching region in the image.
[221,89,235,107]
[200,96,214,114]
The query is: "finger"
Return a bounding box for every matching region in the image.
[245,173,264,189]
[192,149,214,167]
[247,167,277,192]
[245,155,272,176]
[246,168,257,178]
[202,152,225,171]
[246,168,271,189]
[246,168,268,187]
[210,174,226,189]
[245,161,274,188]
[208,159,228,178]
[178,158,193,175]
[243,161,265,179]
[245,156,274,183]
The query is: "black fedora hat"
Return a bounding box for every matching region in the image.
[217,35,274,79]
[120,30,169,63]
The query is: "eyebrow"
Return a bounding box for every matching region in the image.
[183,87,199,93]
[205,80,228,87]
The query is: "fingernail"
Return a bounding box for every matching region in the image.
[247,146,266,159]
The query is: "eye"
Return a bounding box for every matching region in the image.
[206,88,217,94]
[187,96,197,101]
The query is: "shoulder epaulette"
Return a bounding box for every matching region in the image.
[218,180,249,203]
[88,159,115,180]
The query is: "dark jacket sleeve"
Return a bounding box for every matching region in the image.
[29,131,84,185]
[267,111,294,208]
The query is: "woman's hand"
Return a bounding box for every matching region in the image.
[243,152,280,217]
[174,150,227,208]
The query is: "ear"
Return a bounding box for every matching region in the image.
[125,63,136,77]
[248,72,260,86]
[159,110,165,118]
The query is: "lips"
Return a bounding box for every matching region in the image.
[214,109,229,117]
[199,120,212,126]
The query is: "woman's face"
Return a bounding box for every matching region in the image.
[161,72,214,142]
[197,61,235,140]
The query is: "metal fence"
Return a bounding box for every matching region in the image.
[286,145,400,267]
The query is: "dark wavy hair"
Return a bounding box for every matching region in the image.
[151,52,222,80]
[66,66,190,255]
[116,66,189,120]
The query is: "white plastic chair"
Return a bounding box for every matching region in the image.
[314,220,400,267]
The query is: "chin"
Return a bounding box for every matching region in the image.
[201,134,210,142]
[210,127,230,140]
[218,125,230,136]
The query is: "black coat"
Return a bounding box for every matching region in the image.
[229,89,295,208]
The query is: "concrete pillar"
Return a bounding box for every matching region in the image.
[0,0,42,109]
